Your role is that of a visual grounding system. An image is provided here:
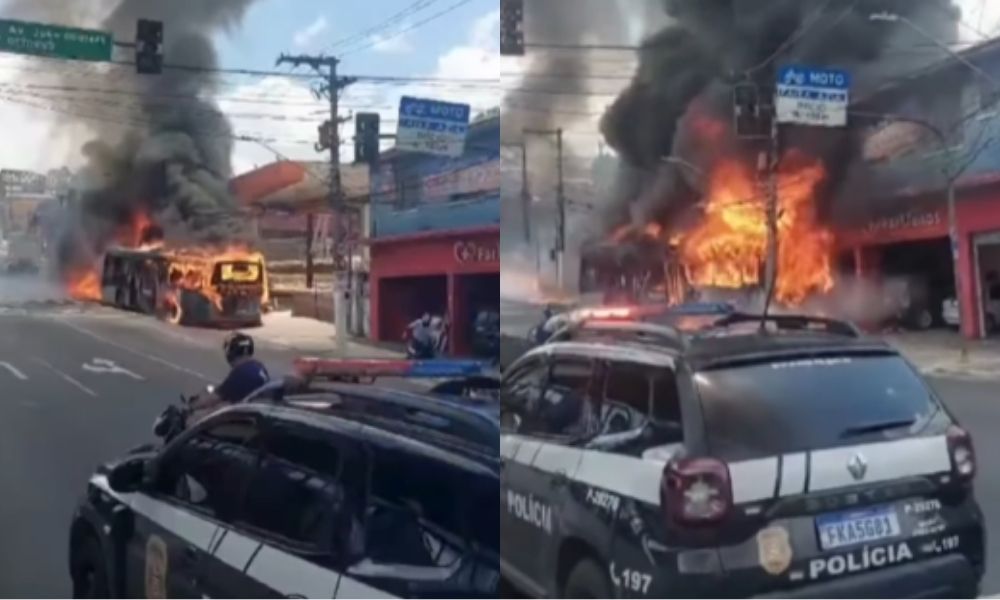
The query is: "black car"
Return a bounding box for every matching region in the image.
[473,310,500,360]
[69,362,500,599]
[500,313,984,598]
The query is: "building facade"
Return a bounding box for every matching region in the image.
[837,39,1000,338]
[369,114,500,355]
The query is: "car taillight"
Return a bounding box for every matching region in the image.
[947,426,976,482]
[662,457,733,526]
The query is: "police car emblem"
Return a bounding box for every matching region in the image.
[757,526,793,575]
[847,452,868,481]
[145,535,169,599]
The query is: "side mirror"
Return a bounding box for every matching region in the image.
[500,409,521,433]
[108,458,147,494]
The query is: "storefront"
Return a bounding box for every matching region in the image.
[838,181,1000,339]
[370,226,500,355]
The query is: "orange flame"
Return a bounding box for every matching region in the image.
[64,209,270,317]
[66,268,102,302]
[677,156,834,305]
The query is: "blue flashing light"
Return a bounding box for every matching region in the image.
[408,360,489,378]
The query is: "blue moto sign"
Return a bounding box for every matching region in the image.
[776,65,851,127]
[397,96,472,158]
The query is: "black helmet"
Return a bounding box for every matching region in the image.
[224,332,255,365]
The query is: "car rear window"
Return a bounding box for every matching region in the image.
[695,354,942,461]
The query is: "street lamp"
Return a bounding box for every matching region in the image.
[870,12,1000,340]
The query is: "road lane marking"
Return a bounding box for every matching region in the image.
[82,358,145,381]
[0,361,27,381]
[32,358,98,398]
[54,318,211,382]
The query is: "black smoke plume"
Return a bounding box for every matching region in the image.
[5,0,262,278]
[599,0,961,232]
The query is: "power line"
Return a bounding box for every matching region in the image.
[324,0,440,53]
[341,0,480,57]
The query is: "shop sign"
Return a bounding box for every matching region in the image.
[864,209,943,235]
[454,240,499,265]
[424,159,500,201]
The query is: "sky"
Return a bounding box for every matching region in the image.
[498,0,1000,158]
[0,0,501,176]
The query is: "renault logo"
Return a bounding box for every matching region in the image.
[847,453,869,481]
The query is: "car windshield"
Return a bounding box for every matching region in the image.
[695,354,943,461]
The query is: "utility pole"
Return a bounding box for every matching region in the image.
[523,128,566,290]
[762,115,780,319]
[556,129,566,291]
[277,53,356,351]
[520,143,530,244]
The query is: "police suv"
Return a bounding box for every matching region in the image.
[69,359,499,599]
[500,313,984,598]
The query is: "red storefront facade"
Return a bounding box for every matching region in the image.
[839,180,1000,339]
[370,226,500,355]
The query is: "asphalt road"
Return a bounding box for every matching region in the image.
[0,301,323,597]
[501,297,543,338]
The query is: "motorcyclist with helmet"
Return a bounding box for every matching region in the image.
[187,332,271,425]
[405,313,439,359]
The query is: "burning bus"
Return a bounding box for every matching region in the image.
[581,234,691,306]
[99,246,269,327]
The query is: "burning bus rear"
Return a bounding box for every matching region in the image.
[101,247,268,328]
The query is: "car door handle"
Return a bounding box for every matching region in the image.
[552,471,569,489]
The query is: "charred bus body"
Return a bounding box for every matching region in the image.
[101,247,268,327]
[580,237,690,305]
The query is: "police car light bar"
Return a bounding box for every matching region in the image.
[573,306,635,321]
[294,358,489,380]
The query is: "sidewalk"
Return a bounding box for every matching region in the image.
[882,330,1000,380]
[254,311,403,358]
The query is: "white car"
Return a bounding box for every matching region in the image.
[943,296,1000,332]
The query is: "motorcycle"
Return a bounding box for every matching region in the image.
[129,386,213,454]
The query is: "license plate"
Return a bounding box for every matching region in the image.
[817,506,901,550]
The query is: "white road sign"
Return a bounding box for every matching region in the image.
[775,65,850,127]
[397,96,471,158]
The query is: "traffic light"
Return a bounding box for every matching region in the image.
[355,113,381,164]
[734,83,770,139]
[501,0,524,56]
[316,120,333,152]
[136,19,163,75]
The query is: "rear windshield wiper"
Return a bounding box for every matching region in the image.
[839,417,916,439]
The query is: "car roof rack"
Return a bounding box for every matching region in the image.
[705,312,862,338]
[549,319,688,351]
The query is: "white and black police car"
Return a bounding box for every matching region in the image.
[500,313,985,598]
[69,359,499,599]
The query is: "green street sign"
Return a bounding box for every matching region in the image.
[0,19,113,62]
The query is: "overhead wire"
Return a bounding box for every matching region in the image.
[341,0,481,57]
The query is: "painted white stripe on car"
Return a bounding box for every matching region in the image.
[500,435,520,460]
[574,451,666,506]
[808,435,950,493]
[532,442,585,477]
[779,453,807,497]
[336,575,397,599]
[213,529,261,573]
[728,457,780,504]
[514,439,544,465]
[129,493,220,552]
[244,545,339,599]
